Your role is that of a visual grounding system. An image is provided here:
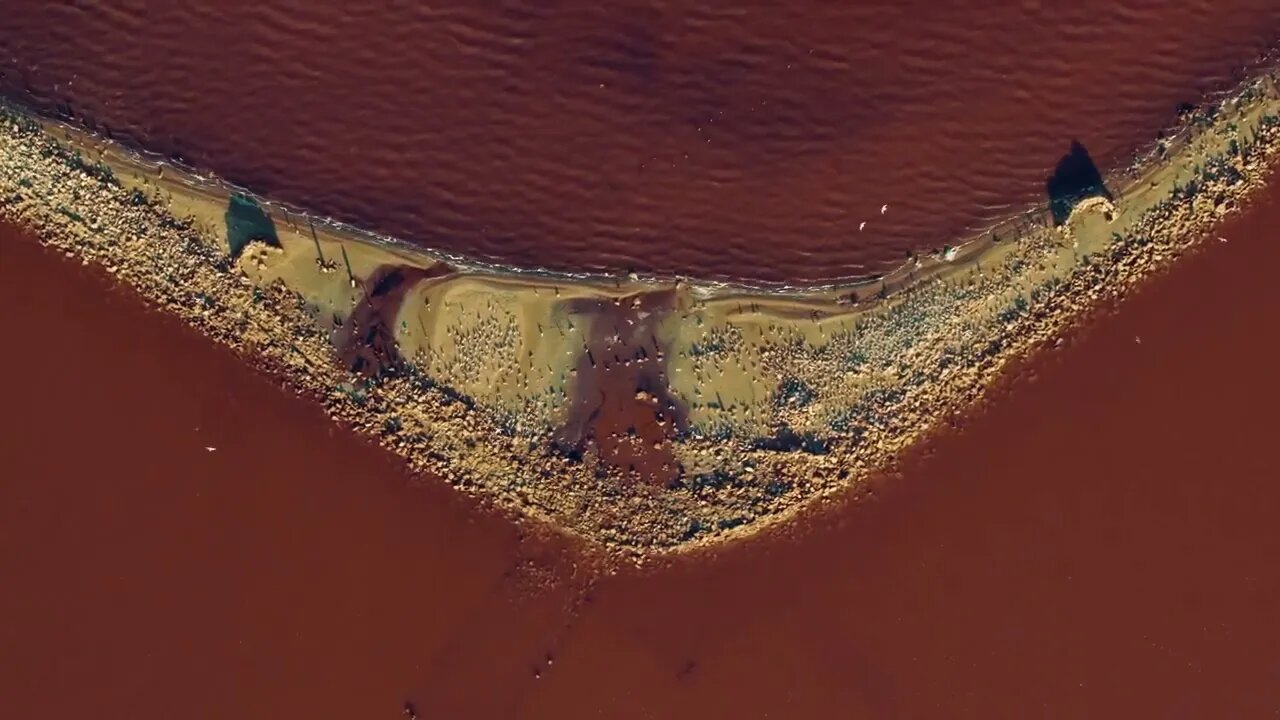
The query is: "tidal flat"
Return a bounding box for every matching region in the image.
[2,68,1279,555]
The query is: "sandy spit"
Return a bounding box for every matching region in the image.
[2,70,1279,557]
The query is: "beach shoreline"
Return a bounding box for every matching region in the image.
[3,65,1279,557]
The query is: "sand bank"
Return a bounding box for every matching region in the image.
[2,68,1279,555]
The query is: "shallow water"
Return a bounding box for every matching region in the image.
[3,1,1278,282]
[551,174,1280,718]
[5,173,1280,716]
[0,224,587,719]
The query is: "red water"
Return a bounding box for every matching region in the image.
[7,3,1280,715]
[0,226,587,719]
[532,173,1280,717]
[5,173,1280,716]
[3,1,1278,282]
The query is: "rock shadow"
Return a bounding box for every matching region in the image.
[1047,140,1113,225]
[224,193,280,258]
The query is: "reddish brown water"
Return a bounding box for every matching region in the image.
[6,173,1280,717]
[530,177,1280,717]
[0,225,589,719]
[3,1,1278,283]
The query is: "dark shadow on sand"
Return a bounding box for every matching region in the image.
[1047,140,1113,225]
[224,193,280,257]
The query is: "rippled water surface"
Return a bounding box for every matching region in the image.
[7,4,1280,718]
[3,1,1278,282]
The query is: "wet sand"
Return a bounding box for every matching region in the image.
[4,1,1280,283]
[4,164,1280,718]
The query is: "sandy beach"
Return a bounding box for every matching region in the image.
[2,66,1280,555]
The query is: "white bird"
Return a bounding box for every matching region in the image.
[859,221,867,231]
[205,446,217,452]
[1218,236,1229,243]
[881,204,889,214]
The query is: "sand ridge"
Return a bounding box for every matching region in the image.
[2,68,1279,556]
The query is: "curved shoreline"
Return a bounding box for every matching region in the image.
[3,68,1279,556]
[7,88,1219,300]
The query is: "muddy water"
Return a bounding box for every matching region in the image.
[0,224,590,719]
[524,178,1280,717]
[4,1,1279,283]
[6,171,1280,718]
